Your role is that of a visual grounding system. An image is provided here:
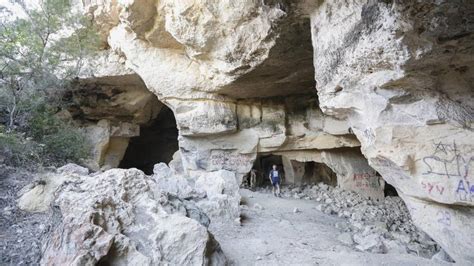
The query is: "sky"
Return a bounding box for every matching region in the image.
[0,0,40,19]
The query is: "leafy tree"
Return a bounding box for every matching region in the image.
[0,0,98,166]
[0,0,98,130]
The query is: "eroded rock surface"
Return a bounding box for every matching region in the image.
[40,168,226,265]
[311,1,474,262]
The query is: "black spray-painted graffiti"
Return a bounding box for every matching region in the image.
[422,141,474,202]
[422,141,473,179]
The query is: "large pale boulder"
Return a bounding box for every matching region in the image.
[153,162,241,220]
[17,174,69,213]
[194,170,241,220]
[41,168,226,265]
[17,164,88,212]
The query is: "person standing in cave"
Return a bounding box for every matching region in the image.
[269,164,281,197]
[250,169,257,190]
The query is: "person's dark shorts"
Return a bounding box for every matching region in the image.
[271,177,280,186]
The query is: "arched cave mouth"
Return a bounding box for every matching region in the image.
[297,161,338,187]
[119,105,178,175]
[244,154,337,188]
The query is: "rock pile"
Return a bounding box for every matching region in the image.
[259,183,445,260]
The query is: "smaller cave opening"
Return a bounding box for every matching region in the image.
[299,161,338,187]
[281,159,337,187]
[384,182,399,197]
[243,154,338,188]
[119,106,178,174]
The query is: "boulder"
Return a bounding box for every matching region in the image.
[57,163,89,176]
[41,168,226,265]
[194,170,241,220]
[18,173,76,213]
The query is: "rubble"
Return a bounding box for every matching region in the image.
[258,183,443,259]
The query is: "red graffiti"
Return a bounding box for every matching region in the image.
[421,181,445,195]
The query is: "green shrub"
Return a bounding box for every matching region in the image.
[0,108,91,167]
[40,125,90,164]
[0,128,42,167]
[28,104,63,140]
[0,0,97,167]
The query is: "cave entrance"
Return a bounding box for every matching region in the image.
[244,154,338,188]
[300,161,337,187]
[244,154,285,187]
[384,182,398,197]
[283,159,337,187]
[119,105,178,174]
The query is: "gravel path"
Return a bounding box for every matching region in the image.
[210,189,449,266]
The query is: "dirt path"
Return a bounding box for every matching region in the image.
[0,167,52,265]
[210,189,449,266]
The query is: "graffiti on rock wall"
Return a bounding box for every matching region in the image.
[209,150,253,171]
[352,171,380,189]
[436,209,456,242]
[422,141,473,179]
[455,179,474,202]
[422,141,473,202]
[421,181,445,196]
[437,210,451,227]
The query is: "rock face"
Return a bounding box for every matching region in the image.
[72,0,474,263]
[67,72,163,170]
[39,168,226,265]
[310,1,474,263]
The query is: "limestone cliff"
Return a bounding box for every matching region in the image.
[69,0,473,263]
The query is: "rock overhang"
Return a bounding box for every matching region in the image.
[70,0,474,263]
